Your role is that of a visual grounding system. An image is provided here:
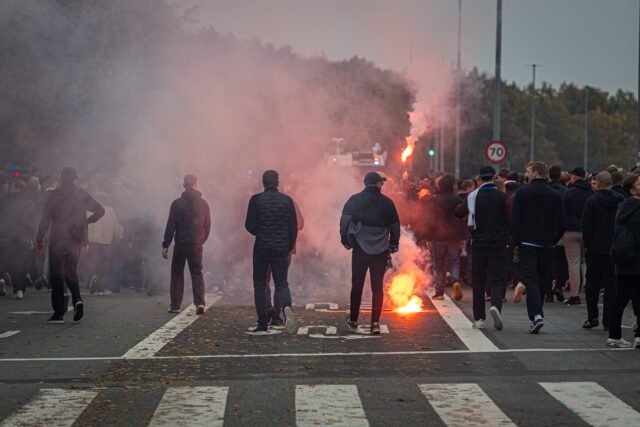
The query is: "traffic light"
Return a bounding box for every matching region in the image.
[428,147,436,157]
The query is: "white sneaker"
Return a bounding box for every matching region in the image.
[472,319,485,329]
[14,290,24,300]
[489,306,503,331]
[0,279,6,296]
[513,282,525,304]
[284,306,297,334]
[606,338,632,348]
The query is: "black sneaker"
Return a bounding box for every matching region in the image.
[34,277,43,291]
[47,314,64,324]
[554,287,565,302]
[530,318,545,334]
[565,296,581,306]
[196,305,205,315]
[73,301,84,321]
[167,307,180,314]
[250,325,269,336]
[582,319,599,329]
[370,322,381,335]
[345,316,358,332]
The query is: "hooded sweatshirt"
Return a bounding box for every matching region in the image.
[581,190,624,254]
[163,188,211,248]
[563,179,594,232]
[613,197,640,275]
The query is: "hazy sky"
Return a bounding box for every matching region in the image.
[177,0,638,94]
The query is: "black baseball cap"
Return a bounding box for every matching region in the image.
[570,167,586,178]
[364,172,387,186]
[478,166,496,179]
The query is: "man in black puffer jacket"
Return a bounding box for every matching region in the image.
[581,171,624,330]
[340,172,400,335]
[245,170,298,334]
[562,167,594,305]
[163,174,211,315]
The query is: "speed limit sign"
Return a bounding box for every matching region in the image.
[485,141,507,164]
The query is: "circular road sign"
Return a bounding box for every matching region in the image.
[485,141,507,164]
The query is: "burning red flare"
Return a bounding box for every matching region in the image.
[401,136,416,163]
[387,271,424,313]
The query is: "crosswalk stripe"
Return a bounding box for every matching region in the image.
[148,386,229,427]
[123,294,222,359]
[539,381,640,427]
[0,388,97,427]
[296,385,369,427]
[419,383,516,427]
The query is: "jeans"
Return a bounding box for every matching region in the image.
[563,232,586,297]
[433,241,460,295]
[170,244,205,309]
[609,274,640,339]
[266,253,292,314]
[585,251,615,326]
[350,244,387,323]
[471,246,506,321]
[50,245,82,317]
[253,249,292,328]
[519,246,554,321]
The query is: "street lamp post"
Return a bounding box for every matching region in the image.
[527,64,541,162]
[454,0,462,179]
[493,0,502,145]
[584,87,589,171]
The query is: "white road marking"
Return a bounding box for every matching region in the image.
[122,294,222,359]
[0,347,632,363]
[0,388,98,427]
[430,294,499,352]
[355,325,389,334]
[0,330,20,339]
[419,383,515,427]
[149,386,228,427]
[8,307,72,315]
[305,302,339,310]
[297,326,338,335]
[296,385,369,427]
[539,381,640,427]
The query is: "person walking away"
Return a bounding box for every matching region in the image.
[607,174,640,348]
[455,166,508,330]
[582,172,623,330]
[511,162,565,333]
[35,167,105,323]
[563,167,593,305]
[427,174,465,301]
[245,170,299,334]
[340,172,400,335]
[4,179,36,299]
[548,165,568,302]
[162,174,211,315]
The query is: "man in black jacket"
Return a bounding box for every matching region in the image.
[36,167,105,323]
[428,174,465,301]
[511,162,565,333]
[163,174,211,315]
[563,166,594,305]
[581,171,624,329]
[611,171,628,199]
[548,165,568,303]
[340,172,400,335]
[455,166,508,330]
[245,170,298,334]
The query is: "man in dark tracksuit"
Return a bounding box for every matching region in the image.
[162,174,211,315]
[455,166,508,330]
[245,170,298,334]
[4,179,36,299]
[511,162,565,333]
[581,171,624,330]
[36,167,105,323]
[548,165,568,302]
[340,172,400,335]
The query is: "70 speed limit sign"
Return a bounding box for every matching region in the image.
[485,141,507,164]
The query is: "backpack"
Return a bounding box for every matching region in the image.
[610,220,636,265]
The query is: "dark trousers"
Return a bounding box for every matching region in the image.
[519,246,554,321]
[471,246,506,321]
[609,274,640,339]
[85,243,115,292]
[170,244,205,309]
[433,241,460,295]
[253,249,292,328]
[266,253,293,314]
[585,251,615,326]
[350,245,387,323]
[50,245,82,316]
[6,239,32,292]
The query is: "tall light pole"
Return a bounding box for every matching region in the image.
[584,87,589,171]
[637,0,640,166]
[493,0,502,145]
[527,64,540,162]
[454,0,462,178]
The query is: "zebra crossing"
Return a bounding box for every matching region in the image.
[1,381,639,426]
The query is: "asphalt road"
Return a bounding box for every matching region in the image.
[1,284,639,426]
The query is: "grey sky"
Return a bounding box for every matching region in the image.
[178,0,639,94]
